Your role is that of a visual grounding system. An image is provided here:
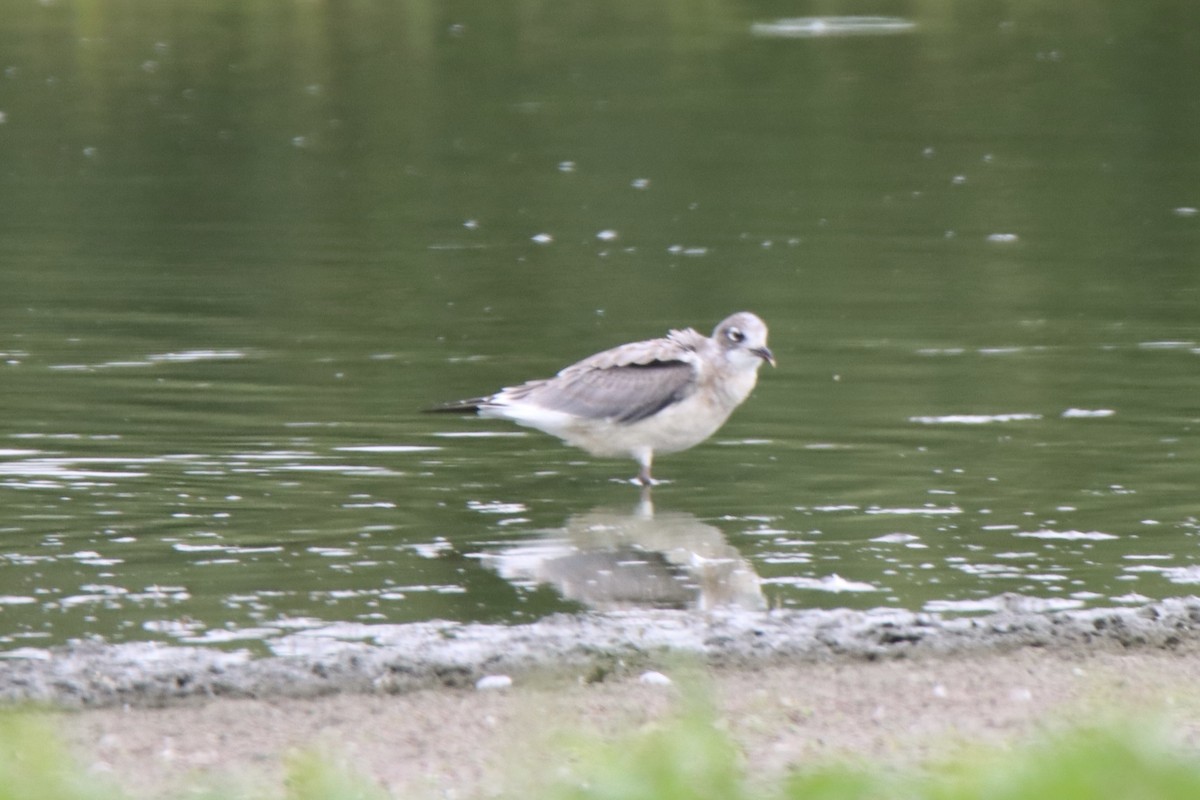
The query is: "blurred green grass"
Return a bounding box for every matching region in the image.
[3,705,1200,800]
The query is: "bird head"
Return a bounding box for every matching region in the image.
[714,312,775,368]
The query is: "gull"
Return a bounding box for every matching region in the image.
[428,312,774,485]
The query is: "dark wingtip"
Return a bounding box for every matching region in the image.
[423,399,484,414]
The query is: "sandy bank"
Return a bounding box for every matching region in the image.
[5,598,1200,798]
[44,644,1200,799]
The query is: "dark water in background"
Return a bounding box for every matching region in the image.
[1,1,1198,650]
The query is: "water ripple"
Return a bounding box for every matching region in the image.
[751,16,916,38]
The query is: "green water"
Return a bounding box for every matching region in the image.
[1,1,1198,650]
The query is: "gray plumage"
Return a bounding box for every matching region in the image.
[429,312,774,484]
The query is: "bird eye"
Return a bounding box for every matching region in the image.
[726,328,745,344]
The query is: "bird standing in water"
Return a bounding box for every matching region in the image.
[428,312,775,485]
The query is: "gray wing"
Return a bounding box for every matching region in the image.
[506,360,697,424]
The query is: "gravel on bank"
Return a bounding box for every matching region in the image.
[1,596,1198,708]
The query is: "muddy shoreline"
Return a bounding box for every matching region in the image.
[4,596,1198,708]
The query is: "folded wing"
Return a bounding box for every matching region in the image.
[503,360,697,424]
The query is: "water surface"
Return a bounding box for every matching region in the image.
[1,1,1199,651]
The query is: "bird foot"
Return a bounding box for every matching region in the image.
[630,475,666,488]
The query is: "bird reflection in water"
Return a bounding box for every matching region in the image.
[481,492,764,611]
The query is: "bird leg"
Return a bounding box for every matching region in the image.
[634,449,655,486]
